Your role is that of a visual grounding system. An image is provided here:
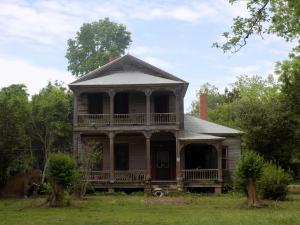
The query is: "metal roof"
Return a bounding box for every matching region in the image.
[70,71,184,86]
[70,54,188,85]
[178,130,225,141]
[184,115,242,135]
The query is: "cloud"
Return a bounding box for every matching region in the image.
[0,56,73,95]
[0,0,249,49]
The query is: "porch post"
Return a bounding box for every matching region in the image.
[73,90,79,127]
[175,93,180,126]
[145,89,152,126]
[176,134,183,191]
[109,132,115,182]
[108,90,115,126]
[216,143,223,182]
[145,132,151,180]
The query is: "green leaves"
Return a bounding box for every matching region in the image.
[214,0,300,53]
[66,18,132,77]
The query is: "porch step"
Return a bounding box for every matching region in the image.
[150,181,179,193]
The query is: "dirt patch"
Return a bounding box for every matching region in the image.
[144,196,191,205]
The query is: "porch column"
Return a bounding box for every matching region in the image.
[176,134,183,191]
[108,90,115,126]
[73,90,79,127]
[109,132,115,182]
[145,132,151,180]
[216,143,223,182]
[175,94,180,126]
[145,89,152,126]
[176,138,181,181]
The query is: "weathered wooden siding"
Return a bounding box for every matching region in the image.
[223,136,241,178]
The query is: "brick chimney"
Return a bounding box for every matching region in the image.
[199,92,208,120]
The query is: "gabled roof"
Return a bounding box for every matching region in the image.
[69,54,188,86]
[184,115,242,136]
[70,71,183,86]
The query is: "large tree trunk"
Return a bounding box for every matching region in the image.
[246,178,260,206]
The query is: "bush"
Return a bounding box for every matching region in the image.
[257,162,293,200]
[234,151,265,206]
[46,153,78,207]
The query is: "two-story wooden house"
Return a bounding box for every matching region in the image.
[69,54,241,193]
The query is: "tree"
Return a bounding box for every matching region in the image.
[31,82,72,182]
[46,153,78,207]
[189,75,297,167]
[0,84,31,187]
[66,17,132,77]
[213,0,300,53]
[234,151,264,206]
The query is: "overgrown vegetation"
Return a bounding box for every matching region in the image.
[257,163,293,200]
[234,151,265,206]
[45,153,78,207]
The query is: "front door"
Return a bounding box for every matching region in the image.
[156,150,170,180]
[151,141,175,180]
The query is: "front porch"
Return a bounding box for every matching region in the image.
[78,132,225,192]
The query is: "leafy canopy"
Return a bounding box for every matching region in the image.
[213,0,300,53]
[0,84,31,186]
[66,18,132,77]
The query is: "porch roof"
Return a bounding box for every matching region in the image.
[184,115,242,136]
[69,71,183,86]
[178,131,225,142]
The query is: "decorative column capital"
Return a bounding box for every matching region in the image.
[108,89,116,97]
[109,132,115,139]
[173,87,183,97]
[73,89,81,96]
[144,88,152,97]
[143,131,152,139]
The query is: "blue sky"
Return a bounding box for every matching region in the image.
[0,0,295,111]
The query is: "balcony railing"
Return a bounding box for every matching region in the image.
[77,113,176,126]
[181,169,219,181]
[78,114,110,126]
[150,113,176,125]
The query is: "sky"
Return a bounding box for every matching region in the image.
[0,0,295,112]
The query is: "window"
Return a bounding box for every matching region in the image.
[222,146,228,170]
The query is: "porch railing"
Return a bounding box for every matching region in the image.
[113,113,145,125]
[86,170,110,182]
[114,170,146,183]
[150,113,176,125]
[181,169,219,181]
[78,114,110,126]
[77,113,176,126]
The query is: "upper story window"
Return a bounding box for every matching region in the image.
[114,93,129,114]
[87,93,103,114]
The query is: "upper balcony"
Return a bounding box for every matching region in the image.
[73,89,183,130]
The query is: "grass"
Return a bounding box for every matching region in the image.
[1,193,300,225]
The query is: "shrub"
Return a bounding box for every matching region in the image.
[234,151,265,206]
[257,162,293,200]
[46,153,78,207]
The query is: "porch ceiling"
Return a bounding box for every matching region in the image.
[178,131,225,142]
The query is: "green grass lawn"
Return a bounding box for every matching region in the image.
[1,193,300,225]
